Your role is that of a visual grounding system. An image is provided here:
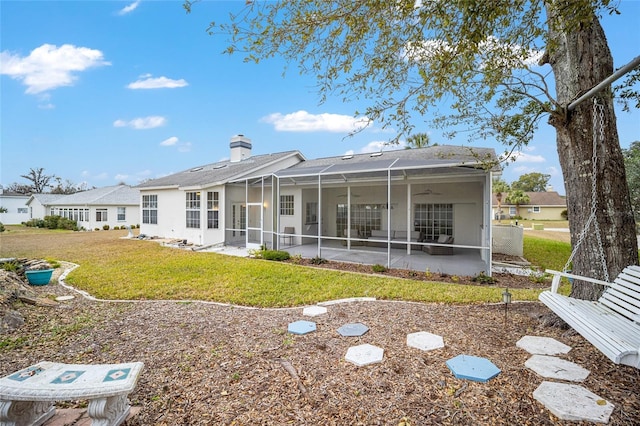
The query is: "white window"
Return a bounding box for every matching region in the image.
[280,195,294,215]
[509,207,517,216]
[96,209,108,222]
[207,191,219,229]
[17,208,28,213]
[532,206,541,213]
[117,207,126,221]
[306,202,318,224]
[186,192,201,228]
[414,203,453,240]
[142,195,158,224]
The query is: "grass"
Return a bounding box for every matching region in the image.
[0,225,558,307]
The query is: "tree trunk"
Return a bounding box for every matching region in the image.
[544,4,638,300]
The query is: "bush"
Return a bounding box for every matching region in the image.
[0,222,4,233]
[261,250,290,261]
[561,209,568,220]
[372,264,387,273]
[24,219,45,228]
[102,224,110,231]
[472,272,497,284]
[310,256,327,265]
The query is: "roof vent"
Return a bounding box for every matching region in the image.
[213,164,228,170]
[190,167,204,172]
[342,154,354,160]
[370,152,383,157]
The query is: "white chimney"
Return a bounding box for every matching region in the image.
[229,134,252,163]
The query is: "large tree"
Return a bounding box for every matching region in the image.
[186,0,639,299]
[511,172,551,192]
[623,141,640,221]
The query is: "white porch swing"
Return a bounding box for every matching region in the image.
[539,98,640,368]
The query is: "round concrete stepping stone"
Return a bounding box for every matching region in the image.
[533,381,614,423]
[406,331,444,352]
[446,354,501,383]
[525,355,590,382]
[516,336,571,355]
[345,344,384,366]
[302,306,327,317]
[287,320,316,335]
[337,322,369,337]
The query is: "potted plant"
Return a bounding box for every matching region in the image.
[25,265,54,286]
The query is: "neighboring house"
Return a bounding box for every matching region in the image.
[0,190,30,224]
[26,185,140,230]
[492,191,567,220]
[138,135,499,275]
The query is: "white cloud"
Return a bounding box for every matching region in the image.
[114,174,130,181]
[127,75,188,89]
[358,141,389,153]
[508,150,546,163]
[118,1,141,16]
[114,116,166,129]
[405,36,542,69]
[261,110,370,133]
[0,44,110,94]
[160,136,179,146]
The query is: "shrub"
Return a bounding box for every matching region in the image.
[0,222,4,233]
[1,260,21,272]
[261,250,290,261]
[24,219,45,228]
[43,215,61,229]
[310,256,327,265]
[561,209,568,220]
[472,272,497,285]
[102,224,110,231]
[372,264,387,273]
[57,217,78,231]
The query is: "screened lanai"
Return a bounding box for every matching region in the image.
[230,145,499,276]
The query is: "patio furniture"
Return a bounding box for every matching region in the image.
[539,266,640,368]
[391,230,421,249]
[342,228,364,246]
[0,361,144,426]
[423,234,454,255]
[367,230,392,247]
[281,227,295,246]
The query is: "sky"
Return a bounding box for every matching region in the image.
[1,1,639,196]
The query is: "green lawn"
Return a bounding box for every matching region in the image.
[0,226,563,307]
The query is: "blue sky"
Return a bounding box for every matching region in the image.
[1,0,639,196]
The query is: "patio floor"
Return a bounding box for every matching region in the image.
[279,241,488,277]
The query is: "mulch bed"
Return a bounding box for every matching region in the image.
[1,264,638,425]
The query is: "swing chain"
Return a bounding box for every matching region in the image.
[562,98,610,282]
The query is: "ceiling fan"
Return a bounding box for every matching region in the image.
[413,189,442,196]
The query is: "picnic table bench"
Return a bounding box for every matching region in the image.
[0,361,144,426]
[539,265,640,368]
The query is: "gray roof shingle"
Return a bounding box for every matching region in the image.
[136,151,303,189]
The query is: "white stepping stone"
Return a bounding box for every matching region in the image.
[406,331,444,352]
[516,336,571,355]
[533,381,614,423]
[302,306,327,317]
[55,295,75,302]
[525,355,590,382]
[345,344,384,366]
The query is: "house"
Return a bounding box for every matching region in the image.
[26,184,140,230]
[0,189,30,224]
[492,191,566,221]
[138,135,500,276]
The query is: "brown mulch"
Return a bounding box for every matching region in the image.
[285,253,540,289]
[1,264,639,425]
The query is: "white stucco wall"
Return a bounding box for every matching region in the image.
[0,195,30,224]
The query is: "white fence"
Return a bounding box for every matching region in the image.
[492,225,523,256]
